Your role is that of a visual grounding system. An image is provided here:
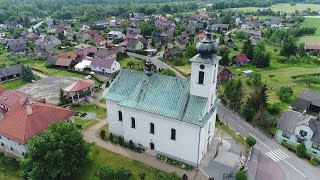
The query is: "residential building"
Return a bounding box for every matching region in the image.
[6,38,27,53]
[75,31,91,43]
[104,29,220,166]
[107,31,124,41]
[305,45,320,52]
[0,64,22,83]
[64,80,95,103]
[276,110,320,159]
[217,65,234,83]
[46,53,77,68]
[292,89,320,113]
[74,43,97,57]
[90,57,120,74]
[174,38,189,50]
[0,90,75,155]
[233,54,250,66]
[271,18,283,28]
[163,47,183,60]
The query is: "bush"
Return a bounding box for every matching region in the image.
[138,172,146,179]
[168,172,177,180]
[182,174,188,180]
[296,142,307,158]
[281,141,296,152]
[245,136,256,147]
[0,152,4,158]
[1,156,19,168]
[128,140,134,149]
[118,136,124,146]
[109,133,114,142]
[277,86,293,103]
[235,170,247,180]
[100,130,106,140]
[114,168,132,180]
[157,172,165,180]
[98,166,114,180]
[309,158,319,166]
[267,101,281,114]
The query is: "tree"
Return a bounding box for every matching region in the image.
[246,136,256,147]
[224,80,243,112]
[58,32,65,40]
[185,43,197,58]
[235,170,247,180]
[297,43,306,57]
[58,89,69,105]
[160,68,176,77]
[242,38,254,60]
[252,44,270,68]
[277,86,293,102]
[235,30,246,40]
[247,72,262,86]
[280,36,297,57]
[21,65,35,82]
[217,45,230,66]
[296,142,307,158]
[21,122,89,179]
[219,35,225,45]
[87,40,96,46]
[242,97,255,121]
[99,166,114,180]
[100,130,106,140]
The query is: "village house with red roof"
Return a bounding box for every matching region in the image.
[0,87,75,156]
[233,54,250,66]
[63,80,95,103]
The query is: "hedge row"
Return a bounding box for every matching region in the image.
[125,49,147,56]
[291,73,320,79]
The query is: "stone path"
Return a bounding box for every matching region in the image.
[82,120,208,180]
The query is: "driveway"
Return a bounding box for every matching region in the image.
[18,76,78,104]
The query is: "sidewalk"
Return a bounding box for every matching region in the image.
[82,120,208,180]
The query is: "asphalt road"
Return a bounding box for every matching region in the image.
[217,104,320,180]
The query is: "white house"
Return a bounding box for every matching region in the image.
[107,31,124,41]
[0,89,75,156]
[90,57,120,74]
[104,29,221,166]
[276,110,320,158]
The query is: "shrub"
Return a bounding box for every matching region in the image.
[109,133,114,142]
[0,152,4,158]
[182,174,188,180]
[281,141,296,152]
[128,140,134,149]
[168,172,177,180]
[309,158,319,166]
[267,101,281,114]
[245,136,256,147]
[235,170,247,180]
[277,86,293,103]
[118,136,124,146]
[296,142,307,158]
[157,172,165,180]
[76,125,82,129]
[100,130,106,140]
[138,172,146,179]
[1,156,19,168]
[114,168,132,180]
[98,166,114,180]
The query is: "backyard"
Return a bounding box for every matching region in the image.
[297,16,320,46]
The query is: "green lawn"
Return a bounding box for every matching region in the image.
[73,104,107,119]
[228,3,320,13]
[216,122,247,147]
[297,17,320,45]
[70,145,174,180]
[118,58,145,70]
[297,36,320,46]
[75,117,99,130]
[2,79,26,90]
[0,162,21,179]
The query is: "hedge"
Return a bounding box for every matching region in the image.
[67,69,104,84]
[125,49,147,56]
[291,73,320,79]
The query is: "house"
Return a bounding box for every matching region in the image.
[224,37,235,47]
[104,29,220,166]
[64,30,76,40]
[251,16,259,21]
[74,23,90,31]
[90,57,120,74]
[163,47,183,60]
[125,39,144,50]
[241,20,254,30]
[217,65,234,83]
[126,28,141,36]
[74,43,97,57]
[107,31,124,41]
[211,24,230,31]
[36,43,55,58]
[233,54,250,66]
[91,34,107,47]
[25,32,39,42]
[94,47,119,59]
[64,80,95,103]
[195,32,205,41]
[34,35,61,46]
[0,64,22,83]
[6,38,27,53]
[93,20,109,28]
[46,53,77,68]
[244,30,262,40]
[0,90,75,155]
[305,45,320,52]
[174,38,189,50]
[275,110,320,159]
[292,89,320,113]
[75,31,91,43]
[271,19,283,28]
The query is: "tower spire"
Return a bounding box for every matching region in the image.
[145,56,153,76]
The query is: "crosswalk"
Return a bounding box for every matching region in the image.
[266,149,290,162]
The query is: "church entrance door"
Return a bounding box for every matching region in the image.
[150,142,155,150]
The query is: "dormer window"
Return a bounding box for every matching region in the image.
[198,71,204,84]
[299,130,308,137]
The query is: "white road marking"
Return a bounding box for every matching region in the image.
[237,125,247,132]
[266,149,289,162]
[249,133,271,150]
[283,160,306,178]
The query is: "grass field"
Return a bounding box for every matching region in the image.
[70,145,174,180]
[73,104,107,119]
[2,79,26,90]
[297,17,320,45]
[228,3,320,13]
[75,117,99,130]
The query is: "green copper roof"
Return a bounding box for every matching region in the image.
[189,54,221,65]
[104,69,218,126]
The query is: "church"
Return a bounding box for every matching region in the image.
[104,28,220,166]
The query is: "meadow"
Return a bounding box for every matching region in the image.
[227,3,320,13]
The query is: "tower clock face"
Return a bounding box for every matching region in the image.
[200,64,205,69]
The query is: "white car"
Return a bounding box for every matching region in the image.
[85,75,92,79]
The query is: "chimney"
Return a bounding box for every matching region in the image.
[0,113,3,120]
[20,98,27,105]
[26,105,32,115]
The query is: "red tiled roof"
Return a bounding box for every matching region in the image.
[0,90,74,144]
[91,34,106,42]
[196,33,205,40]
[64,80,95,92]
[235,54,249,62]
[59,53,77,60]
[87,30,98,36]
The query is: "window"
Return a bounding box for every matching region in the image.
[118,111,122,121]
[208,123,211,134]
[282,131,291,139]
[299,130,308,137]
[131,117,136,128]
[312,143,320,150]
[200,64,205,69]
[150,123,154,134]
[198,71,204,84]
[171,128,176,140]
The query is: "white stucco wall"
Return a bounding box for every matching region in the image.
[107,99,215,166]
[0,136,26,155]
[91,61,120,74]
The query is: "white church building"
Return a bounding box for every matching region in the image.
[104,28,221,166]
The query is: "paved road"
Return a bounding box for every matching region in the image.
[218,104,320,180]
[127,52,187,79]
[28,17,50,33]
